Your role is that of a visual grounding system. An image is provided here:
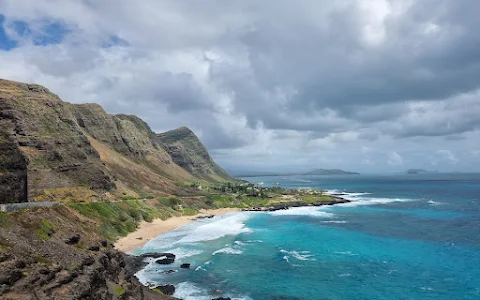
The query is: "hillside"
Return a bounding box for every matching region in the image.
[0,79,232,202]
[157,127,235,182]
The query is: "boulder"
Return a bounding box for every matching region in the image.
[65,234,81,245]
[140,252,175,259]
[180,263,191,269]
[88,245,100,251]
[155,256,175,265]
[155,284,175,295]
[0,270,23,285]
[82,256,95,266]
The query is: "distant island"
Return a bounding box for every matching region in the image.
[406,169,429,174]
[305,169,360,175]
[237,168,359,177]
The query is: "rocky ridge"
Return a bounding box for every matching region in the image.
[0,79,232,202]
[157,127,234,182]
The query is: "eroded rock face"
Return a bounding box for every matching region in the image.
[156,127,234,182]
[0,79,189,201]
[0,132,28,204]
[0,78,234,202]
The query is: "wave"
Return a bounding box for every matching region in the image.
[174,282,252,300]
[213,247,243,255]
[339,197,413,207]
[174,213,252,244]
[268,207,335,218]
[322,220,347,224]
[427,200,443,205]
[245,240,263,243]
[162,247,203,260]
[280,249,316,261]
[174,282,211,300]
[325,189,372,197]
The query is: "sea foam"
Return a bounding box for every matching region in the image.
[280,249,316,261]
[213,247,243,255]
[339,197,413,207]
[268,207,335,218]
[177,213,252,244]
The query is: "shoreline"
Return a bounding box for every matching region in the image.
[114,207,240,252]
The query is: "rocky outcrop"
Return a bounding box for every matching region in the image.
[157,127,234,182]
[242,198,351,212]
[0,132,28,204]
[0,79,233,202]
[0,205,173,299]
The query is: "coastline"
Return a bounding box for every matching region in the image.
[114,207,240,252]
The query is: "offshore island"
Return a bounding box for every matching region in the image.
[0,79,349,299]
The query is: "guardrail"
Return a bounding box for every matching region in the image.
[0,201,62,212]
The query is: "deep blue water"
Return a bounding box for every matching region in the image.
[136,174,480,300]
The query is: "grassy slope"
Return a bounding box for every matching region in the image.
[66,185,339,242]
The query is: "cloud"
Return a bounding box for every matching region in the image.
[0,0,480,172]
[437,150,458,165]
[387,151,404,166]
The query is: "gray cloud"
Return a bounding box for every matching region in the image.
[1,0,480,172]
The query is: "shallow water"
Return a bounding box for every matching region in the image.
[136,173,480,300]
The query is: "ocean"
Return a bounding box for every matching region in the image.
[135,173,480,300]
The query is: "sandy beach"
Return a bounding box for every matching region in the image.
[114,207,240,252]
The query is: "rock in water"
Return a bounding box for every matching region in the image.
[155,284,175,295]
[180,263,191,269]
[155,256,175,265]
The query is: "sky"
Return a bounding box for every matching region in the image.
[0,0,479,174]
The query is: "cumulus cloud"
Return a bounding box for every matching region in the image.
[0,0,479,172]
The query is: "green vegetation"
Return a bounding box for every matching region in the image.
[0,212,13,228]
[0,236,12,249]
[152,288,165,295]
[35,219,55,240]
[69,200,180,240]
[182,207,199,216]
[67,182,337,241]
[113,286,126,296]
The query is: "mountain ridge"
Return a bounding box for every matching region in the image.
[0,78,232,203]
[156,126,235,182]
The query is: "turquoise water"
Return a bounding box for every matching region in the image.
[136,174,480,299]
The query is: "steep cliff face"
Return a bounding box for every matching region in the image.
[0,132,28,203]
[0,79,231,202]
[0,80,116,200]
[156,127,234,182]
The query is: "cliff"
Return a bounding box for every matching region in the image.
[0,79,232,202]
[157,127,235,182]
[0,132,28,203]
